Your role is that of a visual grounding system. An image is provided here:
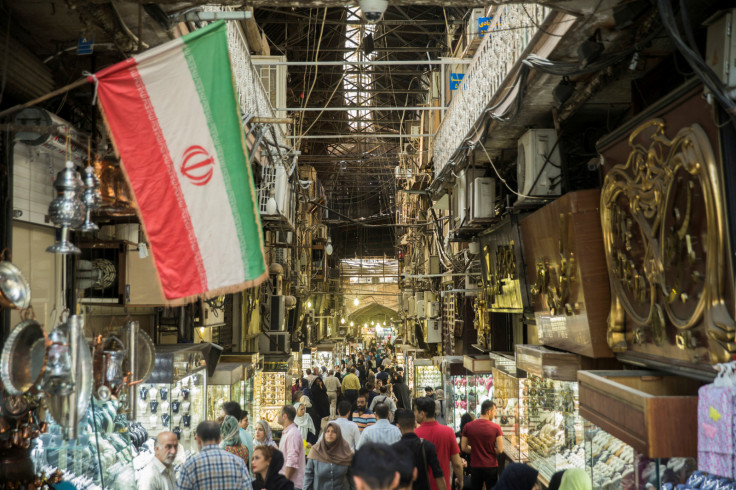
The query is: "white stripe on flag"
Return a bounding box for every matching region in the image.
[136,47,246,289]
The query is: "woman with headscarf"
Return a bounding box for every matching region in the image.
[294,400,318,445]
[560,468,592,490]
[303,421,355,490]
[253,419,278,449]
[493,463,540,490]
[252,446,294,490]
[311,377,331,421]
[219,415,249,464]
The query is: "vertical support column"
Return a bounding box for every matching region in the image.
[128,320,139,421]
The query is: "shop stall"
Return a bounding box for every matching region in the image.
[447,356,494,431]
[206,363,244,420]
[313,343,335,370]
[137,344,210,457]
[220,353,262,424]
[413,358,441,398]
[256,355,293,434]
[490,352,528,463]
[578,370,699,489]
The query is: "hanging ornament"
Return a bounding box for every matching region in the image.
[46,161,85,255]
[80,166,102,232]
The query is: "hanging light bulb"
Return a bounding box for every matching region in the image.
[353,297,359,306]
[371,321,374,325]
[325,237,333,256]
[364,323,368,328]
[383,321,386,326]
[340,318,345,324]
[307,300,312,309]
[350,321,354,327]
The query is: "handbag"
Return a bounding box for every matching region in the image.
[697,363,735,478]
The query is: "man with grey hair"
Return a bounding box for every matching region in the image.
[137,431,178,489]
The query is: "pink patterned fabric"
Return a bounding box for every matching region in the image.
[697,384,733,478]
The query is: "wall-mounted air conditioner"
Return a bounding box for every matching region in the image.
[426,318,442,343]
[259,164,294,226]
[426,301,440,318]
[468,177,495,224]
[395,165,413,179]
[416,299,426,319]
[516,129,562,204]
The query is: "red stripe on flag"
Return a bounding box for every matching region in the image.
[93,60,208,299]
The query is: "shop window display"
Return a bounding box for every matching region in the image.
[33,398,136,489]
[447,373,494,432]
[491,365,528,462]
[137,371,206,456]
[583,422,696,489]
[525,374,583,482]
[255,371,291,431]
[414,361,442,397]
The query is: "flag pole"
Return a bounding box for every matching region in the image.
[0,77,89,120]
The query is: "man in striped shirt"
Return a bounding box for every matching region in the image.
[352,394,376,432]
[357,403,401,448]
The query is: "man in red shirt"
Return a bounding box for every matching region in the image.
[461,400,503,490]
[415,397,463,490]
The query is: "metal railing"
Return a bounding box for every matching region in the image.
[432,4,549,177]
[202,6,288,150]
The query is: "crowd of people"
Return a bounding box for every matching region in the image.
[138,344,594,490]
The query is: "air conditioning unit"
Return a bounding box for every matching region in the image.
[516,129,562,204]
[273,247,289,267]
[252,55,288,132]
[469,177,495,224]
[426,318,442,343]
[259,164,294,224]
[426,301,440,318]
[454,167,488,229]
[269,295,286,331]
[416,299,426,319]
[395,165,413,179]
[466,8,487,48]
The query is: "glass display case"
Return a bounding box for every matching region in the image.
[206,363,244,420]
[526,374,583,483]
[220,353,261,425]
[313,348,334,370]
[254,370,292,431]
[582,421,697,489]
[34,398,136,489]
[137,345,209,456]
[491,364,528,463]
[414,360,442,397]
[448,372,494,432]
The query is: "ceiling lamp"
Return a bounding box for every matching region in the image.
[340,318,345,324]
[307,300,312,308]
[325,237,333,256]
[353,297,359,306]
[350,321,354,327]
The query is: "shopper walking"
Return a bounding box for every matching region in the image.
[294,400,318,445]
[352,394,376,433]
[237,410,254,468]
[253,419,278,449]
[341,367,361,408]
[304,422,356,490]
[414,397,463,490]
[329,400,361,450]
[220,415,250,465]
[251,446,294,490]
[392,375,412,411]
[357,403,401,448]
[460,400,502,490]
[560,468,592,490]
[492,463,539,490]
[392,409,446,490]
[324,370,342,417]
[311,377,331,421]
[352,443,401,490]
[278,405,306,490]
[178,421,253,490]
[369,385,397,420]
[137,431,178,489]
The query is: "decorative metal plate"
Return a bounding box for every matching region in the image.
[0,320,47,395]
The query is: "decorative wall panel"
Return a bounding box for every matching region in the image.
[520,190,613,358]
[598,84,735,366]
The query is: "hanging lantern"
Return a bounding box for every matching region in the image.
[80,166,102,232]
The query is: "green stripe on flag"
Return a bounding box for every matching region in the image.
[182,21,266,281]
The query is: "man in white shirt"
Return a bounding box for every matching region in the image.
[137,431,178,490]
[328,400,361,450]
[323,370,342,418]
[305,368,317,388]
[357,402,401,448]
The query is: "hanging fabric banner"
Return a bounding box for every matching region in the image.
[90,21,267,301]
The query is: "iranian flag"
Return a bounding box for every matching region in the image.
[90,21,268,301]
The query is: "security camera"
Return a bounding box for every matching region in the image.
[359,0,388,24]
